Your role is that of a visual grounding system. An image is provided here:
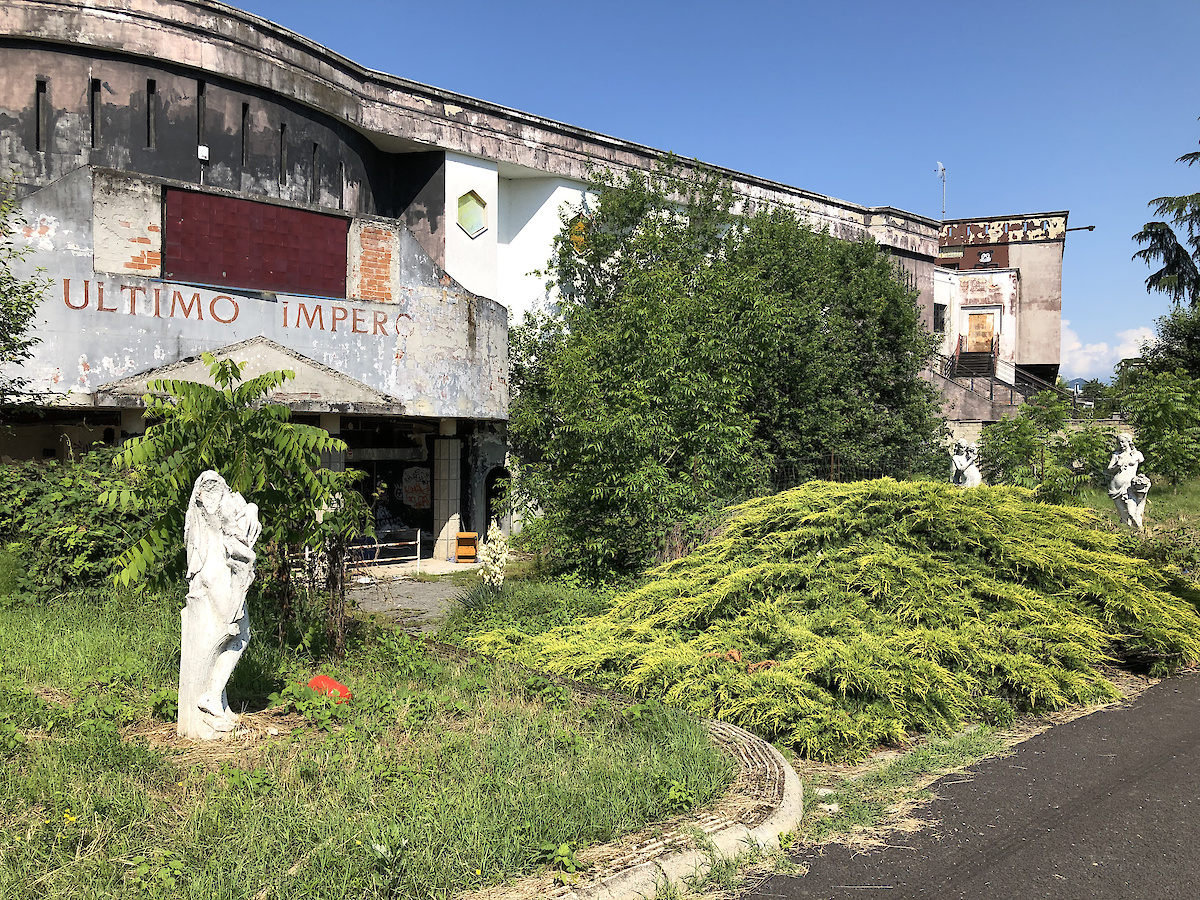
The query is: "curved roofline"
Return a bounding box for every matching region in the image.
[1,0,940,248]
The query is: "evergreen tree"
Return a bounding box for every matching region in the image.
[1133,119,1200,307]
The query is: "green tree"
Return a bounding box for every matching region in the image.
[0,175,47,407]
[512,163,944,571]
[1140,304,1200,378]
[978,391,1113,502]
[1133,119,1200,307]
[1122,369,1200,486]
[103,354,366,649]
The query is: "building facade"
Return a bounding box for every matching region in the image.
[0,0,1063,543]
[925,213,1069,425]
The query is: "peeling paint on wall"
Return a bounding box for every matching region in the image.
[93,171,162,276]
[17,168,508,420]
[940,214,1068,247]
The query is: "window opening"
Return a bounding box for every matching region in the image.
[279,123,287,186]
[89,78,101,148]
[35,79,47,152]
[933,303,947,334]
[240,102,249,166]
[146,79,157,149]
[310,142,319,203]
[196,79,206,143]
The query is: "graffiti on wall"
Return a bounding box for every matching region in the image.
[402,467,432,510]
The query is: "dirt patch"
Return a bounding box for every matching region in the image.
[121,706,306,769]
[349,574,464,633]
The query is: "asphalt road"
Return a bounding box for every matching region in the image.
[747,674,1200,900]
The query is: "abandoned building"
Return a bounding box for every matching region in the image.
[0,0,1068,549]
[929,212,1070,424]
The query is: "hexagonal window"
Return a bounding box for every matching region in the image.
[457,190,487,238]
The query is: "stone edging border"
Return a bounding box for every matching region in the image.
[561,721,803,900]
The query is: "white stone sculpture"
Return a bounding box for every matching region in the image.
[179,470,261,740]
[950,439,983,488]
[1107,434,1151,531]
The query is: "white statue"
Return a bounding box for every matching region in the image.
[1107,434,1151,531]
[950,439,983,488]
[179,470,261,740]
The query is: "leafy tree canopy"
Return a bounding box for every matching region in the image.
[1139,304,1200,378]
[1133,118,1200,307]
[1122,368,1200,486]
[978,391,1113,502]
[511,162,945,571]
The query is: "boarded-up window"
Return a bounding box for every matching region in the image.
[163,189,349,297]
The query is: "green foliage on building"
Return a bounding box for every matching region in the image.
[0,176,47,407]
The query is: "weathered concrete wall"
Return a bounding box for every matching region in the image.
[444,152,498,300]
[498,177,587,318]
[1009,240,1064,370]
[932,267,1021,372]
[922,370,1020,423]
[13,169,507,420]
[952,269,1020,366]
[938,212,1066,377]
[0,39,446,223]
[0,0,940,298]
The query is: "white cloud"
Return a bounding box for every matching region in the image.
[1059,319,1154,381]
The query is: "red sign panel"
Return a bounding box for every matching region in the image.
[164,189,349,298]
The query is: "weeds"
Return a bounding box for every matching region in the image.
[0,589,732,899]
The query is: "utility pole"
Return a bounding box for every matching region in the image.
[936,162,947,220]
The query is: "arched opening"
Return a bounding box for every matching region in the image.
[484,466,511,533]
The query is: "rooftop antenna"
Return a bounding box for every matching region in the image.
[935,162,946,220]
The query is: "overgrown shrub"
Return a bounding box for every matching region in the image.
[0,448,147,600]
[510,163,944,573]
[465,480,1200,762]
[979,391,1114,502]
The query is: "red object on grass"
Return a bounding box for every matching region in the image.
[308,675,352,703]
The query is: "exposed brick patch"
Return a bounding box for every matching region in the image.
[124,248,161,272]
[357,225,393,303]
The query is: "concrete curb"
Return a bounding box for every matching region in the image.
[562,721,804,900]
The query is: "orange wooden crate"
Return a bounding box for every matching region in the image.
[455,531,478,562]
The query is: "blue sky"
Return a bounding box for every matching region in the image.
[237,0,1200,381]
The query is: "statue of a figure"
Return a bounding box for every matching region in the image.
[950,439,983,488]
[1107,434,1151,531]
[179,470,261,740]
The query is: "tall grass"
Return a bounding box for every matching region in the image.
[0,590,731,899]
